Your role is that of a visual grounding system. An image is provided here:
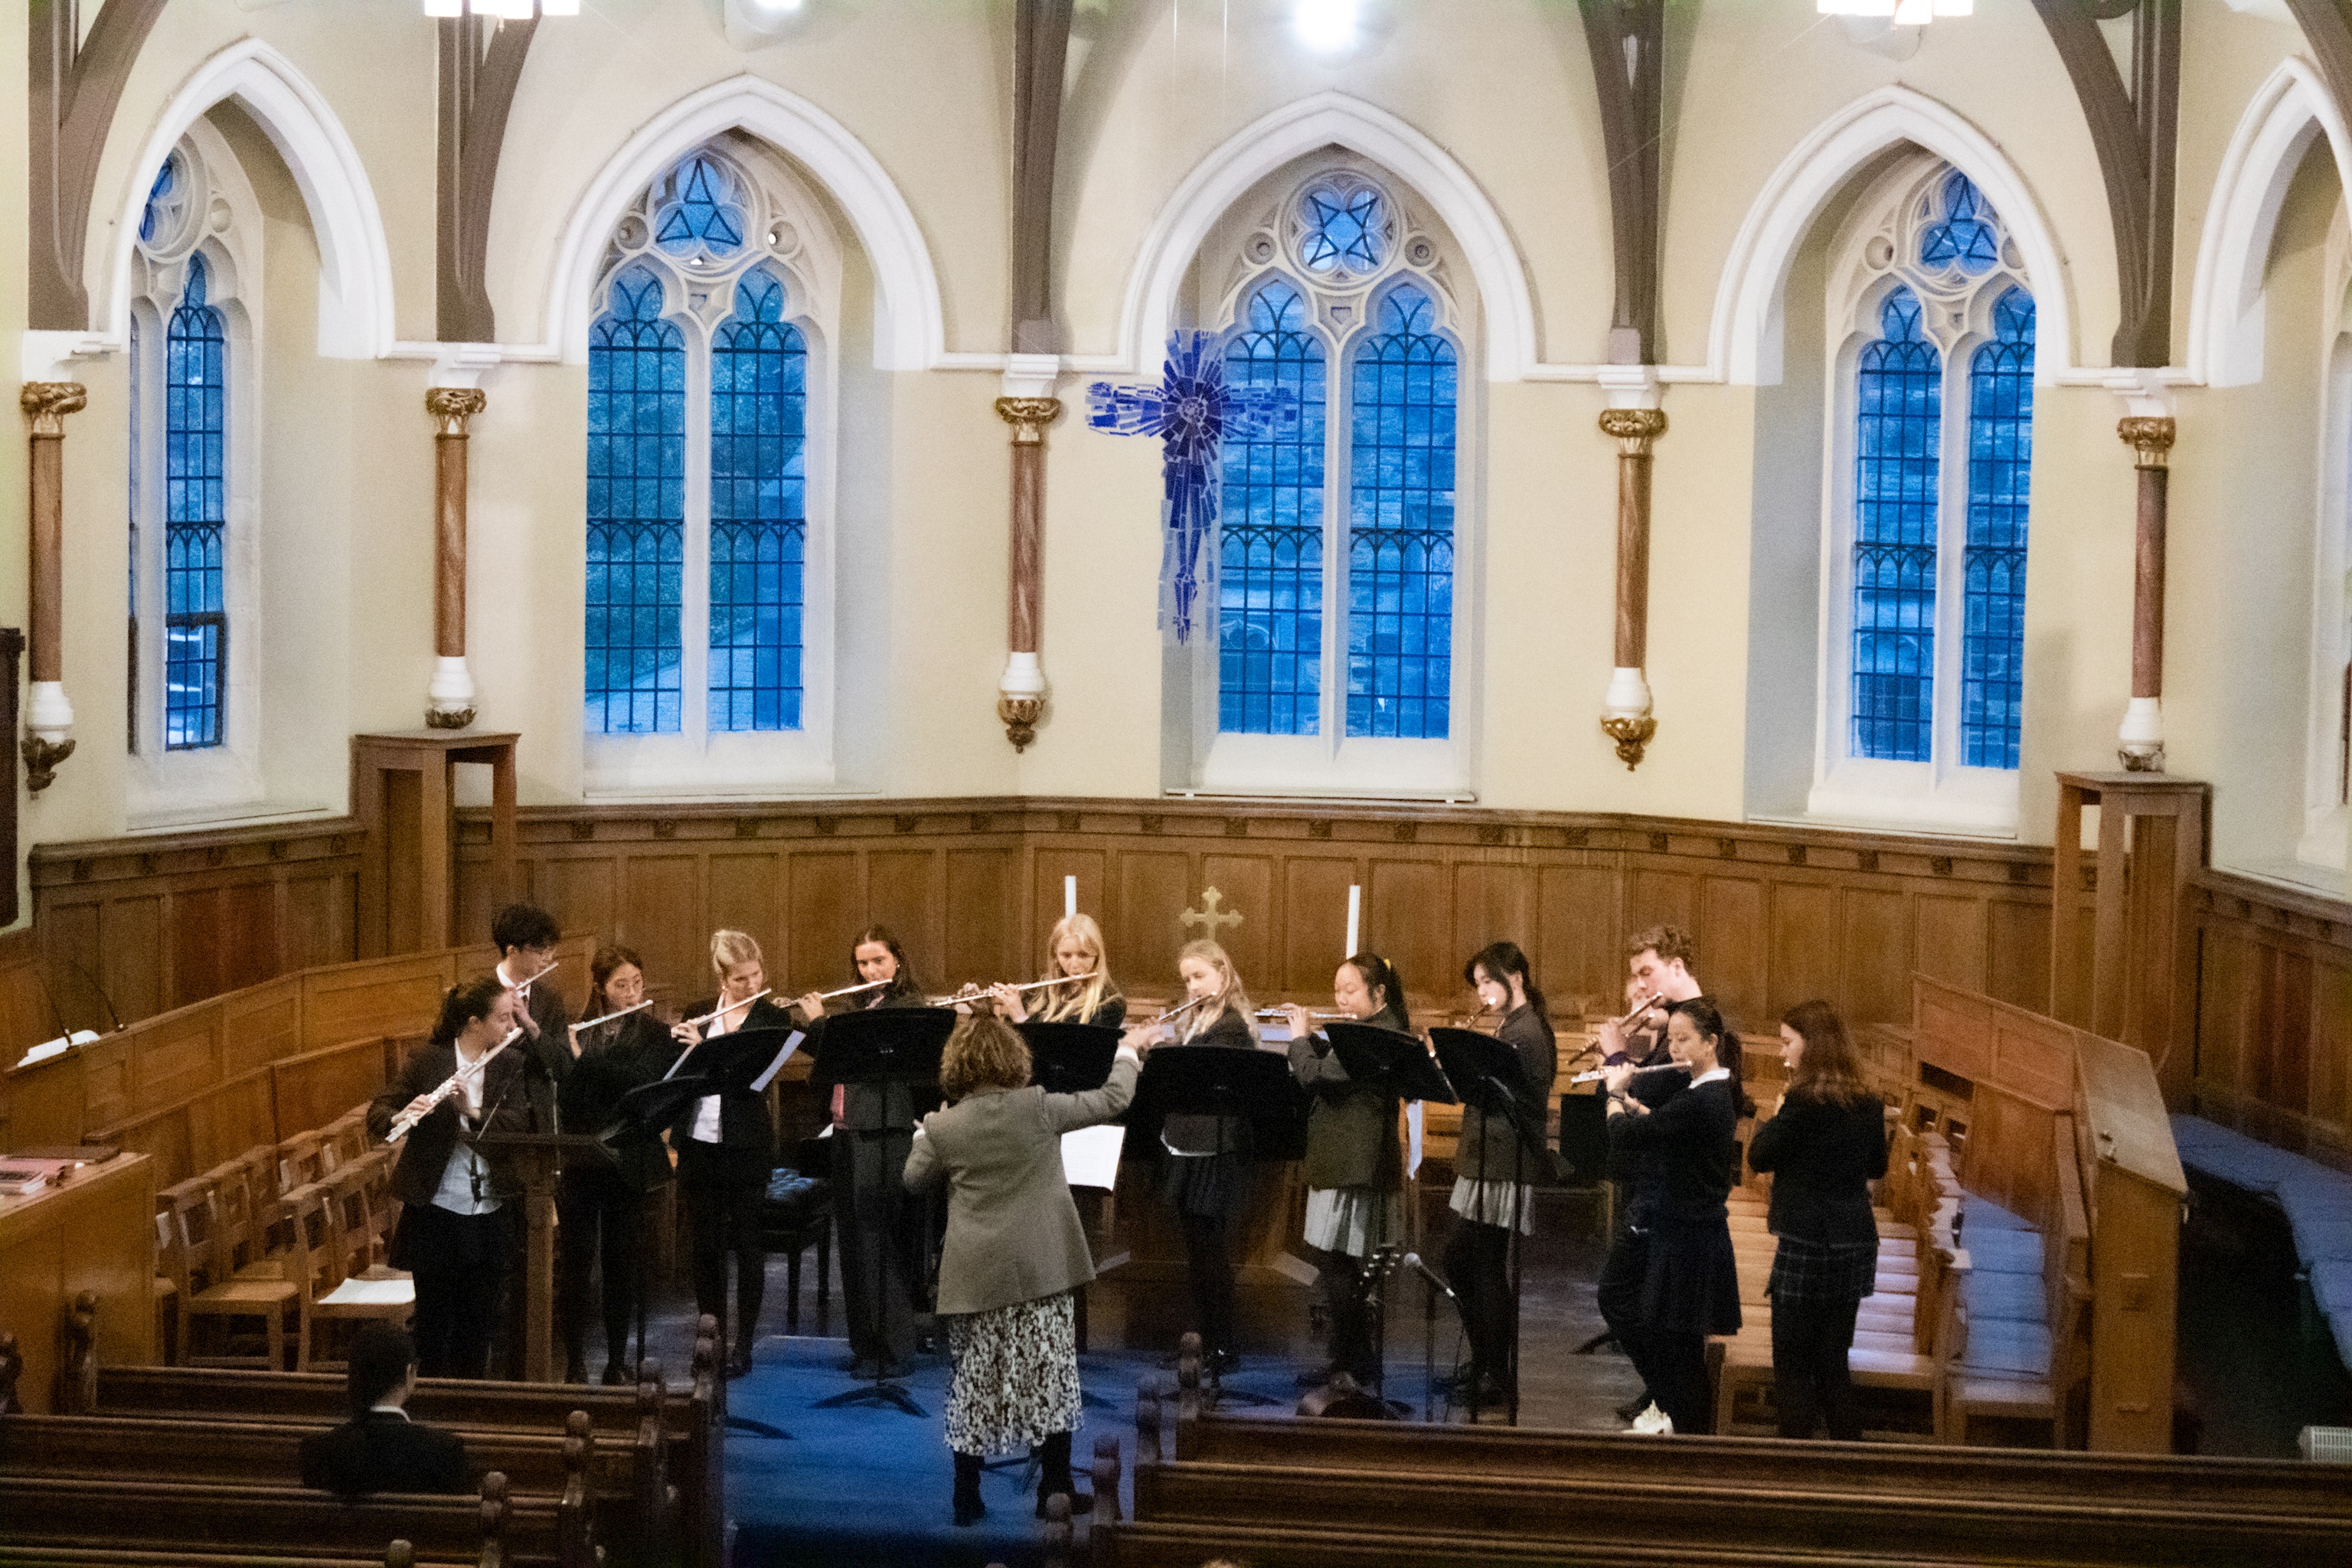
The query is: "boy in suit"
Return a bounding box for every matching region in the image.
[299,1324,471,1497]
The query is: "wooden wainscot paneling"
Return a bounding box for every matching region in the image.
[454,799,2053,1043]
[2189,871,2352,1174]
[30,818,361,1033]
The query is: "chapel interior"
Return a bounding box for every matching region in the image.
[6,1,2352,1565]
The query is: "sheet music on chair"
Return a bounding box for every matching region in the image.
[1061,1124,1126,1190]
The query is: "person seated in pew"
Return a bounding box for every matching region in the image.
[903,1012,1142,1527]
[299,1323,471,1497]
[1747,1000,1889,1442]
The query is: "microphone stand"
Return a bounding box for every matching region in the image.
[1396,1248,1456,1425]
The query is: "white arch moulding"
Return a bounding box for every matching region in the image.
[1709,85,2080,386]
[2186,57,2352,389]
[100,38,397,361]
[1112,90,1541,383]
[540,74,945,371]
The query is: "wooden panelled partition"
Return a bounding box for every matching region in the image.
[0,934,592,1187]
[448,797,2057,1033]
[2188,867,2352,1174]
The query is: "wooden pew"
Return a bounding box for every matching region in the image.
[0,1471,568,1568]
[1096,1387,2352,1568]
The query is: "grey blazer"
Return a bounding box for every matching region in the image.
[903,1051,1139,1316]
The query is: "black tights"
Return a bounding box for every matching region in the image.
[1442,1218,1515,1380]
[556,1171,642,1374]
[1179,1213,1237,1357]
[1648,1330,1712,1435]
[1315,1246,1377,1379]
[1772,1295,1864,1439]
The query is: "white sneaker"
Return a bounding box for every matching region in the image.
[1629,1402,1674,1435]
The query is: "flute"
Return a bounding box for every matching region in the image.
[387,1027,524,1143]
[507,959,562,993]
[662,988,776,1083]
[936,972,1098,1005]
[1254,1007,1354,1023]
[1569,1060,1688,1086]
[570,998,655,1034]
[1603,991,1664,1031]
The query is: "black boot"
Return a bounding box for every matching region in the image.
[1034,1430,1093,1518]
[952,1452,985,1527]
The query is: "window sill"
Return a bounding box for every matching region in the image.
[122,799,339,836]
[583,730,836,796]
[1193,734,1468,800]
[1799,765,2021,838]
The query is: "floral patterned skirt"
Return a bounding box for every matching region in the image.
[942,1290,1083,1457]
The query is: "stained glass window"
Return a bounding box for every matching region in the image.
[586,266,686,733]
[164,255,227,751]
[654,155,747,263]
[1962,288,2034,769]
[1218,279,1327,735]
[1299,184,1387,277]
[1920,171,2001,276]
[1347,284,1456,740]
[140,157,182,247]
[1851,286,1941,763]
[708,267,807,733]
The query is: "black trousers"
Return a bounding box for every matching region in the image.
[1648,1329,1712,1434]
[677,1143,767,1347]
[405,1202,511,1380]
[1597,1224,1658,1399]
[1772,1295,1864,1440]
[1179,1213,1238,1357]
[556,1167,645,1372]
[1313,1246,1377,1380]
[833,1127,919,1366]
[1442,1218,1514,1380]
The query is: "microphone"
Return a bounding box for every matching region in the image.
[1399,1252,1457,1302]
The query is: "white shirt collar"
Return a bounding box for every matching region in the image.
[1690,1067,1730,1086]
[368,1404,411,1421]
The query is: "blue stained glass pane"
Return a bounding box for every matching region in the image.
[1851,286,1941,763]
[1218,280,1326,735]
[139,157,178,246]
[1298,185,1388,277]
[586,265,686,734]
[655,155,747,260]
[1962,288,2034,769]
[1920,171,2003,275]
[163,254,226,750]
[708,268,807,733]
[1345,285,1455,740]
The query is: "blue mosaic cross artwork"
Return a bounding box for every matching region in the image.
[1087,332,1297,642]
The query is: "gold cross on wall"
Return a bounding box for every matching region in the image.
[1179,887,1243,940]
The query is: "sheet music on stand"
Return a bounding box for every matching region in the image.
[748,1031,805,1093]
[1061,1124,1126,1189]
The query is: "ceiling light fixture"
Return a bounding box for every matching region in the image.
[424,2,579,18]
[1818,0,1974,22]
[1294,0,1362,56]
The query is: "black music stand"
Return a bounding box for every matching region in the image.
[1428,1027,1550,1426]
[807,1008,955,1418]
[1317,1024,1454,1404]
[1017,1021,1121,1093]
[1129,1046,1306,1408]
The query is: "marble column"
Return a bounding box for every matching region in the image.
[425,386,486,729]
[21,381,87,791]
[1599,405,1667,769]
[995,365,1060,751]
[2116,415,2176,772]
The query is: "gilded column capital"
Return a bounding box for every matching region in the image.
[995,395,1062,446]
[1599,405,1668,456]
[426,386,488,437]
[21,382,88,436]
[2117,415,2176,469]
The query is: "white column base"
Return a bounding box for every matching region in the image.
[2118,695,2164,772]
[997,652,1047,752]
[26,680,74,743]
[426,655,478,730]
[999,651,1047,701]
[1602,665,1652,720]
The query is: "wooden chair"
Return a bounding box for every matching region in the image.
[167,1178,301,1370]
[276,1131,328,1196]
[325,1105,372,1169]
[1943,1274,2086,1446]
[151,1208,184,1366]
[284,1180,411,1372]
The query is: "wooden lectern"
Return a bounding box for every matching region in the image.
[477,1132,611,1383]
[2050,772,2208,1106]
[352,731,518,957]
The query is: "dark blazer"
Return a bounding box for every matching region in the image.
[821,978,934,1133]
[368,1042,536,1207]
[669,995,795,1161]
[299,1412,470,1497]
[904,1052,1139,1314]
[1455,1004,1557,1184]
[508,972,572,1121]
[560,1012,684,1192]
[1033,995,1126,1030]
[1160,1005,1257,1156]
[1746,1091,1889,1246]
[1289,1001,1407,1193]
[1610,1075,1740,1225]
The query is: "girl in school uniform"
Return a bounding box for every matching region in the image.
[991,913,1127,1030]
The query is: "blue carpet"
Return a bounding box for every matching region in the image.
[724,1334,1445,1566]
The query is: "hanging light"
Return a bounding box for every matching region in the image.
[1294,0,1363,54]
[423,1,579,17]
[1818,0,1975,21]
